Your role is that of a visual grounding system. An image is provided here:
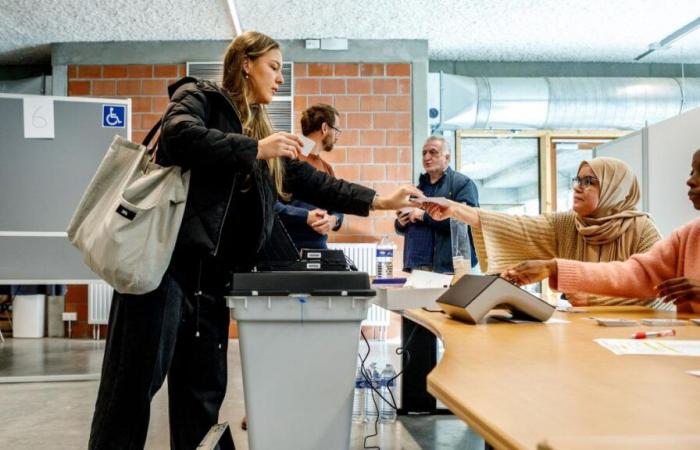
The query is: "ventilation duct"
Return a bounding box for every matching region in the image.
[430,73,700,130]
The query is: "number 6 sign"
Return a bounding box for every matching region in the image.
[23,96,55,139]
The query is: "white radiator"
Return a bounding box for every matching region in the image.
[88,282,113,339]
[327,243,389,334]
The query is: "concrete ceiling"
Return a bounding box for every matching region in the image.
[2,0,700,64]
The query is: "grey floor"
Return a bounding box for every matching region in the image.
[0,338,482,450]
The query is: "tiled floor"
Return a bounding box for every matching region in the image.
[0,337,482,449]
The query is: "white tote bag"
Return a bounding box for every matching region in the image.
[67,126,190,294]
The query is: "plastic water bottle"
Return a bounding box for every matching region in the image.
[379,364,398,423]
[364,362,380,422]
[376,235,395,278]
[352,364,365,423]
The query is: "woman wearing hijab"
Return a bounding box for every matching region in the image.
[421,157,661,306]
[502,149,700,314]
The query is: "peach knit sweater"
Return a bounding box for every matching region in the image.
[554,217,700,313]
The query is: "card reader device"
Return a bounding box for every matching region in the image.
[436,274,555,324]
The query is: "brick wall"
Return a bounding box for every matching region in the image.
[293,63,413,248]
[65,61,413,338]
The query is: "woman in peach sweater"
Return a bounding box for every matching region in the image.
[502,150,700,314]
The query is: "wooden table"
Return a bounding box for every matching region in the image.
[404,307,700,450]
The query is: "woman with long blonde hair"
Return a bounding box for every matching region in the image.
[88,31,419,450]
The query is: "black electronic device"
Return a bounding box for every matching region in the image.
[436,274,555,324]
[230,271,375,297]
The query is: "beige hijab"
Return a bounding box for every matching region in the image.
[574,157,649,261]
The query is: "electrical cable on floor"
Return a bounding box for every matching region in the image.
[358,323,421,450]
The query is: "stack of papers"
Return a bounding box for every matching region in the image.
[595,339,700,356]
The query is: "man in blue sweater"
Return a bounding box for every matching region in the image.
[395,136,479,273]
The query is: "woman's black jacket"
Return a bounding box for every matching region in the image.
[159,77,375,267]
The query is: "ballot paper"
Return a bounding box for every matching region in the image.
[299,134,316,156]
[595,339,700,356]
[404,270,453,288]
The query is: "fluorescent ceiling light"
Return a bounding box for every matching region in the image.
[634,16,700,61]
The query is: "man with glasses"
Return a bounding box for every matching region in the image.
[395,136,479,273]
[274,103,344,249]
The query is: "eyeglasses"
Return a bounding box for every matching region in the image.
[330,125,342,137]
[571,176,599,189]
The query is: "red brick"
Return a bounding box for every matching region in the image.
[127,65,153,78]
[344,217,374,234]
[387,95,411,111]
[324,148,346,164]
[334,64,359,76]
[373,182,401,196]
[387,164,412,181]
[346,113,373,129]
[337,130,359,146]
[398,78,411,95]
[397,113,411,129]
[360,164,386,181]
[117,80,141,95]
[387,131,411,146]
[360,95,386,112]
[296,79,320,95]
[346,146,372,163]
[92,80,116,96]
[154,65,178,78]
[132,130,148,143]
[77,65,101,78]
[103,65,128,78]
[374,147,399,164]
[294,63,307,77]
[376,217,398,235]
[398,146,413,163]
[320,79,345,94]
[132,114,145,130]
[140,113,162,128]
[68,80,90,96]
[334,95,359,112]
[334,165,361,180]
[307,95,333,106]
[374,112,399,129]
[142,79,167,95]
[67,65,77,79]
[131,97,152,113]
[178,64,187,77]
[308,63,334,76]
[360,64,384,77]
[336,113,347,128]
[360,130,386,146]
[294,96,308,112]
[152,96,170,113]
[373,79,398,94]
[387,64,411,76]
[347,79,371,94]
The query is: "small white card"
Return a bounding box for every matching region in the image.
[23,97,55,139]
[299,135,316,156]
[404,270,453,288]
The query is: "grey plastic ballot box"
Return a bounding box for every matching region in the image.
[436,274,555,324]
[227,271,375,450]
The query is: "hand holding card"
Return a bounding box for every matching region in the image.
[298,134,316,156]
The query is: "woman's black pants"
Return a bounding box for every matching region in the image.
[87,269,235,450]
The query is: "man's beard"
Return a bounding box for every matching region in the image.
[322,133,334,152]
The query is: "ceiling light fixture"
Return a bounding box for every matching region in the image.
[225,0,243,36]
[634,16,700,61]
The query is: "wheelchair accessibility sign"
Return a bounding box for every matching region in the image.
[102,104,126,128]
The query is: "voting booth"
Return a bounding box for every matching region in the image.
[227,271,374,450]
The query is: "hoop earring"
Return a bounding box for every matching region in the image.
[243,72,249,80]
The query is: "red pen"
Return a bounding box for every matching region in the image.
[632,329,676,339]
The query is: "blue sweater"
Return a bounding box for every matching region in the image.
[395,168,479,273]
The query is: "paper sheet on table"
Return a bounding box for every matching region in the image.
[490,316,570,324]
[595,339,700,356]
[404,270,453,288]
